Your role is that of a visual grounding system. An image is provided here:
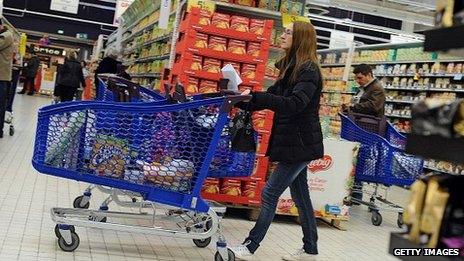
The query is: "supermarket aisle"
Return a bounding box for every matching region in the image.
[0,95,404,261]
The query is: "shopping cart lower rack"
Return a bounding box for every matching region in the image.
[340,113,423,227]
[32,94,254,261]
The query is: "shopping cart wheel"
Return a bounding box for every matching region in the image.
[214,249,235,261]
[54,224,75,238]
[397,213,404,228]
[9,126,14,136]
[73,195,90,209]
[58,232,80,252]
[371,211,382,226]
[193,219,212,248]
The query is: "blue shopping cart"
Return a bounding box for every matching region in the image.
[340,112,423,227]
[32,92,254,261]
[96,74,165,102]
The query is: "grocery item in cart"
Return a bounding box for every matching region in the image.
[211,13,230,29]
[191,55,203,71]
[250,19,265,35]
[230,16,250,32]
[203,58,222,73]
[194,33,208,48]
[241,64,257,79]
[89,134,131,178]
[140,158,195,193]
[228,40,247,55]
[208,36,227,52]
[247,42,261,57]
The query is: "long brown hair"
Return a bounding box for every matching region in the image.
[277,21,319,84]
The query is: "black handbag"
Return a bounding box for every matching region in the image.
[230,109,256,152]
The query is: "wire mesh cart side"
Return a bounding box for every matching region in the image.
[96,74,165,102]
[32,95,250,260]
[340,113,423,227]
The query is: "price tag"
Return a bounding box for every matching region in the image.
[282,13,311,27]
[454,74,463,80]
[187,0,216,14]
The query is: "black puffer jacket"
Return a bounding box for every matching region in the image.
[244,61,324,163]
[57,59,85,89]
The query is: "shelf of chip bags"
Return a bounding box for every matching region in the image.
[179,7,274,43]
[175,31,270,65]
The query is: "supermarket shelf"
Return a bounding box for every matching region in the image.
[123,59,137,66]
[122,11,176,43]
[377,73,463,78]
[423,166,461,176]
[385,113,411,119]
[130,73,162,78]
[136,54,170,63]
[385,99,418,104]
[215,2,281,20]
[201,193,261,206]
[386,86,464,92]
[322,90,357,94]
[321,59,464,68]
[180,69,261,86]
[176,43,264,64]
[143,33,172,47]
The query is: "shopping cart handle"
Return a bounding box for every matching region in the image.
[220,95,252,113]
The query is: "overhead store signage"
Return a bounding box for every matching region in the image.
[329,31,354,49]
[282,13,311,27]
[32,45,67,57]
[50,0,79,14]
[187,0,216,14]
[114,0,135,26]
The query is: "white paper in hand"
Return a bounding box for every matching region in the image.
[221,64,242,92]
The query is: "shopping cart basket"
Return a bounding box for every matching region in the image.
[96,74,165,102]
[71,76,168,210]
[340,113,423,227]
[32,94,253,261]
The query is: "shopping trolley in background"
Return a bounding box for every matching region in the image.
[340,112,423,227]
[32,92,254,261]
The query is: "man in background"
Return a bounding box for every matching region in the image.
[0,18,14,138]
[342,63,386,117]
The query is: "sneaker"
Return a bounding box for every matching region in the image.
[282,248,317,261]
[4,111,12,124]
[229,242,254,260]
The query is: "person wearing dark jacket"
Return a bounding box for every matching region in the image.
[343,64,386,117]
[94,48,128,95]
[19,52,40,95]
[56,51,85,102]
[230,21,323,261]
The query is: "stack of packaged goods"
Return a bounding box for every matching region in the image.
[162,7,274,206]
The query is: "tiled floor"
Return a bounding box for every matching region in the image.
[0,94,405,261]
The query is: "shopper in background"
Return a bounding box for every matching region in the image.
[95,48,121,94]
[56,51,85,102]
[75,61,89,100]
[19,51,40,95]
[0,18,14,138]
[230,21,323,261]
[6,47,22,123]
[342,64,386,117]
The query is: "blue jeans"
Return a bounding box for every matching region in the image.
[245,162,318,254]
